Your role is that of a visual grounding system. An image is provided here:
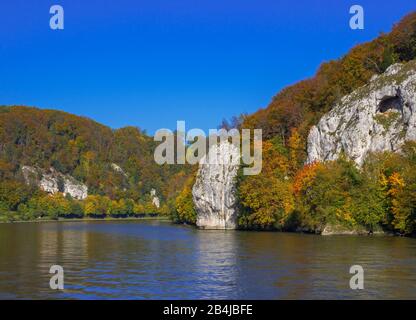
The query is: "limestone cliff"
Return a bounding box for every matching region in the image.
[307,61,416,166]
[150,188,160,209]
[21,166,88,200]
[192,141,240,230]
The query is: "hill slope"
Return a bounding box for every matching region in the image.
[175,11,416,235]
[0,106,192,221]
[235,12,416,235]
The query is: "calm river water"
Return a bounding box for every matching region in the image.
[0,220,415,299]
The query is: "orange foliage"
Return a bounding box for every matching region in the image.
[293,162,322,195]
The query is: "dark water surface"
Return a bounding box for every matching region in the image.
[0,220,415,299]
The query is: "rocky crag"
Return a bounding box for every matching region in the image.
[307,61,416,166]
[21,166,88,200]
[192,141,240,230]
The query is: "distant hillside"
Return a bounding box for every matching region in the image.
[0,106,193,219]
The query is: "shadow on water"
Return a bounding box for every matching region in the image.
[0,220,415,299]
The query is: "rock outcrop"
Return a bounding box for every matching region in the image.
[150,188,160,209]
[320,223,386,236]
[111,163,128,177]
[21,166,88,200]
[192,141,240,230]
[307,61,416,166]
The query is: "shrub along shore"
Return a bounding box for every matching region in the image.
[0,215,169,224]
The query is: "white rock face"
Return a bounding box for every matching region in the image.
[307,62,416,166]
[150,188,160,209]
[62,175,88,200]
[21,166,88,200]
[192,141,240,230]
[111,163,128,177]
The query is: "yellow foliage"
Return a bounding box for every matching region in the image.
[239,141,294,229]
[175,176,197,224]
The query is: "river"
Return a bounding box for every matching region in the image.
[0,220,415,299]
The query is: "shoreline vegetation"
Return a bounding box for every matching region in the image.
[0,214,406,238]
[0,215,170,225]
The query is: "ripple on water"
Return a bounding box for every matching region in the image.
[0,221,415,299]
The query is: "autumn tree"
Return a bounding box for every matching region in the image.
[174,175,197,224]
[238,140,294,229]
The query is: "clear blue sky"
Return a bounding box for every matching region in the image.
[0,0,414,134]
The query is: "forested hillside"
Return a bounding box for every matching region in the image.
[176,11,416,235]
[0,106,193,221]
[238,11,416,235]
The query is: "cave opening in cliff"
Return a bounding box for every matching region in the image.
[378,95,403,113]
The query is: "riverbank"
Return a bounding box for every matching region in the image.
[1,215,410,237]
[0,215,170,225]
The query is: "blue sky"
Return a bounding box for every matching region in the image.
[0,1,414,135]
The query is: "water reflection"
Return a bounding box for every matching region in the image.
[192,230,240,299]
[0,221,415,299]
